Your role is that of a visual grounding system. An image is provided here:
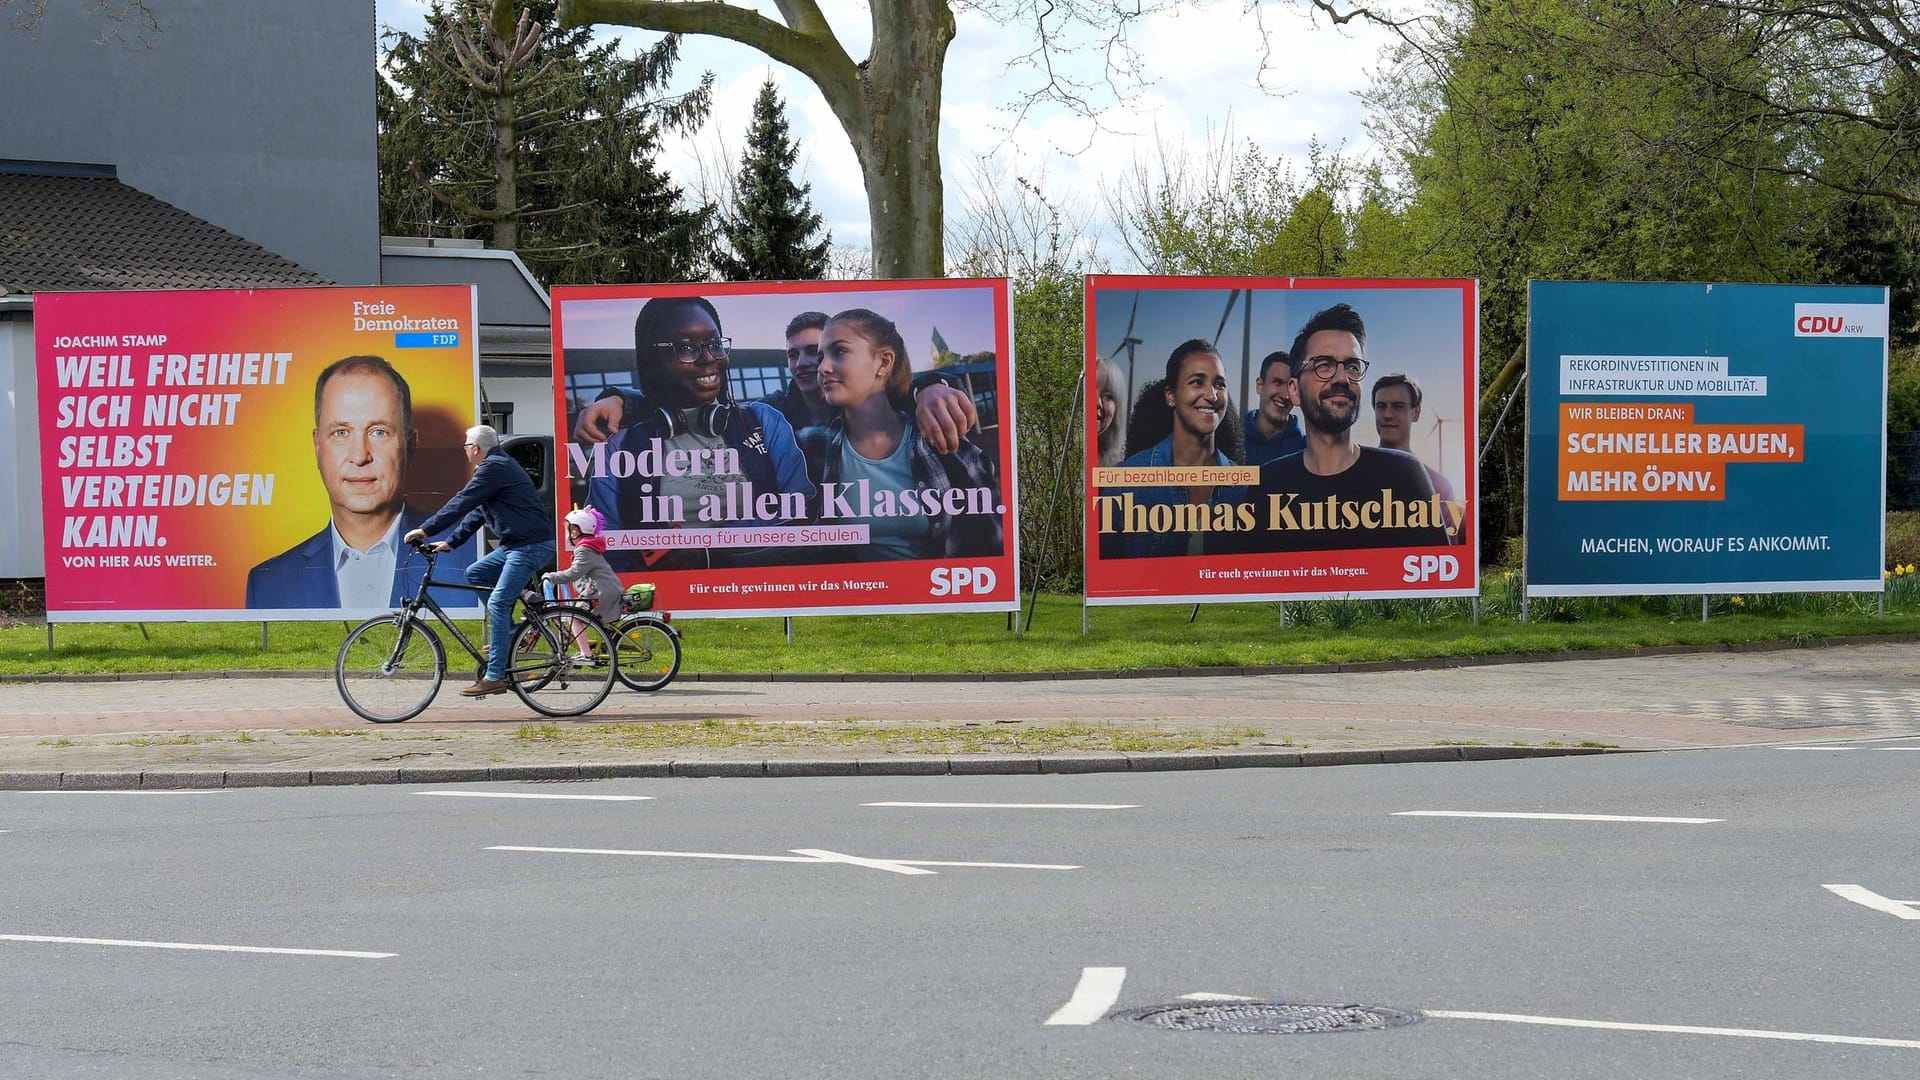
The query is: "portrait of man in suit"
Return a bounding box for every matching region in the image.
[246,355,476,610]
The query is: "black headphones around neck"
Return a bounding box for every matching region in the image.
[655,400,733,438]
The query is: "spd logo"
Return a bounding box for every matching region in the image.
[931,565,997,596]
[1401,554,1460,583]
[1793,303,1888,339]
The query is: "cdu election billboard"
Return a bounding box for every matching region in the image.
[36,285,483,621]
[1525,281,1889,596]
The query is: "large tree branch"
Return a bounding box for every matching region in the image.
[559,0,857,97]
[771,0,830,36]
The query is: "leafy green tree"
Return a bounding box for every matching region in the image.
[713,79,830,281]
[950,158,1100,589]
[1817,197,1919,347]
[1110,136,1384,277]
[378,0,716,284]
[1359,0,1829,558]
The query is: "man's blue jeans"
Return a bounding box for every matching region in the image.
[464,540,557,681]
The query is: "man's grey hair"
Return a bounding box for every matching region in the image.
[466,425,500,451]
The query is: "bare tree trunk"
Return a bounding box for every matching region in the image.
[491,80,520,250]
[852,0,952,277]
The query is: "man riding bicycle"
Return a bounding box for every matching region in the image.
[404,425,554,697]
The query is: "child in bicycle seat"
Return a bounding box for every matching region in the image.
[542,507,623,626]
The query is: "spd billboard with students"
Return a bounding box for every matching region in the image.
[549,278,1018,617]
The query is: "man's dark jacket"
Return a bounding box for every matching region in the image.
[417,446,551,547]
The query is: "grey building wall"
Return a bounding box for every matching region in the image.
[0,2,378,285]
[0,308,46,577]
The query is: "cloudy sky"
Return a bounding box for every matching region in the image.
[378,1,1397,269]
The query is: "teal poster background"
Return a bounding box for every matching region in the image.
[1525,281,1888,595]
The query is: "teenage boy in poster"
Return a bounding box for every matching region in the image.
[1372,372,1462,543]
[1243,349,1305,465]
[1221,304,1449,553]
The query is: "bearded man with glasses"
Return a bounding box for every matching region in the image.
[1216,303,1451,554]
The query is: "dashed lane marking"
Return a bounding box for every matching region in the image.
[487,845,1081,874]
[416,791,653,802]
[1822,884,1920,920]
[1046,967,1127,1026]
[864,802,1138,809]
[0,934,393,959]
[1394,811,1722,824]
[1426,1010,1920,1049]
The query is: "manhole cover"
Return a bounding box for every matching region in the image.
[1110,1002,1422,1034]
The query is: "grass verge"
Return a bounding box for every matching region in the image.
[510,719,1268,754]
[2,587,1915,677]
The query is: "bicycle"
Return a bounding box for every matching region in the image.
[607,583,682,693]
[539,579,682,694]
[334,541,616,723]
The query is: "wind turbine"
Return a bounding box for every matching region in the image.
[1113,290,1143,410]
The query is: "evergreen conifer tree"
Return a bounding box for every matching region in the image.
[714,79,831,281]
[378,0,716,284]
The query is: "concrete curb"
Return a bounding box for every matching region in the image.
[0,744,1632,790]
[3,632,1915,685]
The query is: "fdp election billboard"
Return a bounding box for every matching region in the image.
[550,279,1017,616]
[1084,276,1478,605]
[36,285,482,621]
[1525,281,1888,596]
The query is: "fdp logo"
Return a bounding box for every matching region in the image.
[1793,303,1888,339]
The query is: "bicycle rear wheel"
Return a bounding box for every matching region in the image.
[336,614,445,723]
[508,609,614,717]
[614,618,682,692]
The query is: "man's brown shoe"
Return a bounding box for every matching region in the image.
[460,677,512,697]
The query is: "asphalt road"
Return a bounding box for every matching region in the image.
[2,745,1916,1079]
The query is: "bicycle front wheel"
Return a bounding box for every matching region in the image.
[336,614,445,723]
[614,618,682,692]
[508,609,615,717]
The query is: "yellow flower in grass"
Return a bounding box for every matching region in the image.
[1907,564,1916,575]
[1729,595,1745,607]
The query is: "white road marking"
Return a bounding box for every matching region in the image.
[0,934,393,959]
[1773,746,1861,751]
[863,802,1138,810]
[1426,1010,1920,1049]
[487,846,1081,873]
[1046,967,1127,1025]
[788,848,936,876]
[1394,811,1722,824]
[877,859,1082,870]
[1823,884,1920,920]
[1180,992,1255,1001]
[416,791,653,802]
[1878,747,1920,751]
[19,790,229,795]
[491,846,820,863]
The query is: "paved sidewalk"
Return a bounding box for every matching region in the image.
[2,641,1916,784]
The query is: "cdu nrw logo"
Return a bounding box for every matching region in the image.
[1793,303,1888,339]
